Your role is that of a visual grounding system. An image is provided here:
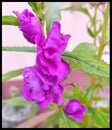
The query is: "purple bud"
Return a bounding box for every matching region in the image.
[13,9,45,45]
[64,99,86,122]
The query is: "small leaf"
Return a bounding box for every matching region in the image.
[72,42,97,56]
[61,6,92,20]
[59,109,79,128]
[87,107,109,128]
[2,16,20,26]
[62,51,110,78]
[82,85,94,103]
[2,46,36,53]
[87,27,95,37]
[2,69,22,82]
[2,96,34,106]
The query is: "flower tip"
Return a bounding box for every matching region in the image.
[12,10,17,15]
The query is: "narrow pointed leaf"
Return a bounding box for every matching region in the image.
[61,6,92,20]
[82,85,94,103]
[87,27,95,37]
[62,51,109,78]
[2,96,33,106]
[2,46,36,53]
[2,69,22,82]
[87,107,109,128]
[2,16,19,26]
[59,109,79,128]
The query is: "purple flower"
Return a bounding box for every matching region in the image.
[14,9,71,110]
[13,9,45,45]
[36,49,70,82]
[45,22,71,54]
[22,66,64,110]
[64,99,86,122]
[36,22,70,82]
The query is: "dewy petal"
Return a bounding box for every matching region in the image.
[45,21,71,54]
[13,9,45,45]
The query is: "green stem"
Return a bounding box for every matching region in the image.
[90,3,109,118]
[39,2,45,32]
[93,6,98,45]
[60,109,70,128]
[97,3,109,58]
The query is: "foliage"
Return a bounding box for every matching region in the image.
[2,96,34,106]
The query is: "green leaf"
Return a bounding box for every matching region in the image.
[61,6,92,20]
[62,51,110,78]
[2,69,22,82]
[82,85,94,103]
[63,85,83,100]
[72,42,97,56]
[28,105,39,119]
[2,16,20,26]
[63,92,73,100]
[28,2,45,30]
[73,87,83,100]
[87,107,109,128]
[87,23,102,38]
[87,27,95,37]
[92,96,105,101]
[2,96,34,106]
[2,46,36,53]
[45,112,59,128]
[96,76,110,87]
[97,107,110,119]
[28,2,44,26]
[59,109,79,128]
[28,2,38,11]
[44,2,61,35]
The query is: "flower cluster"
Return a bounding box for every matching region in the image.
[14,9,86,122]
[13,9,71,110]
